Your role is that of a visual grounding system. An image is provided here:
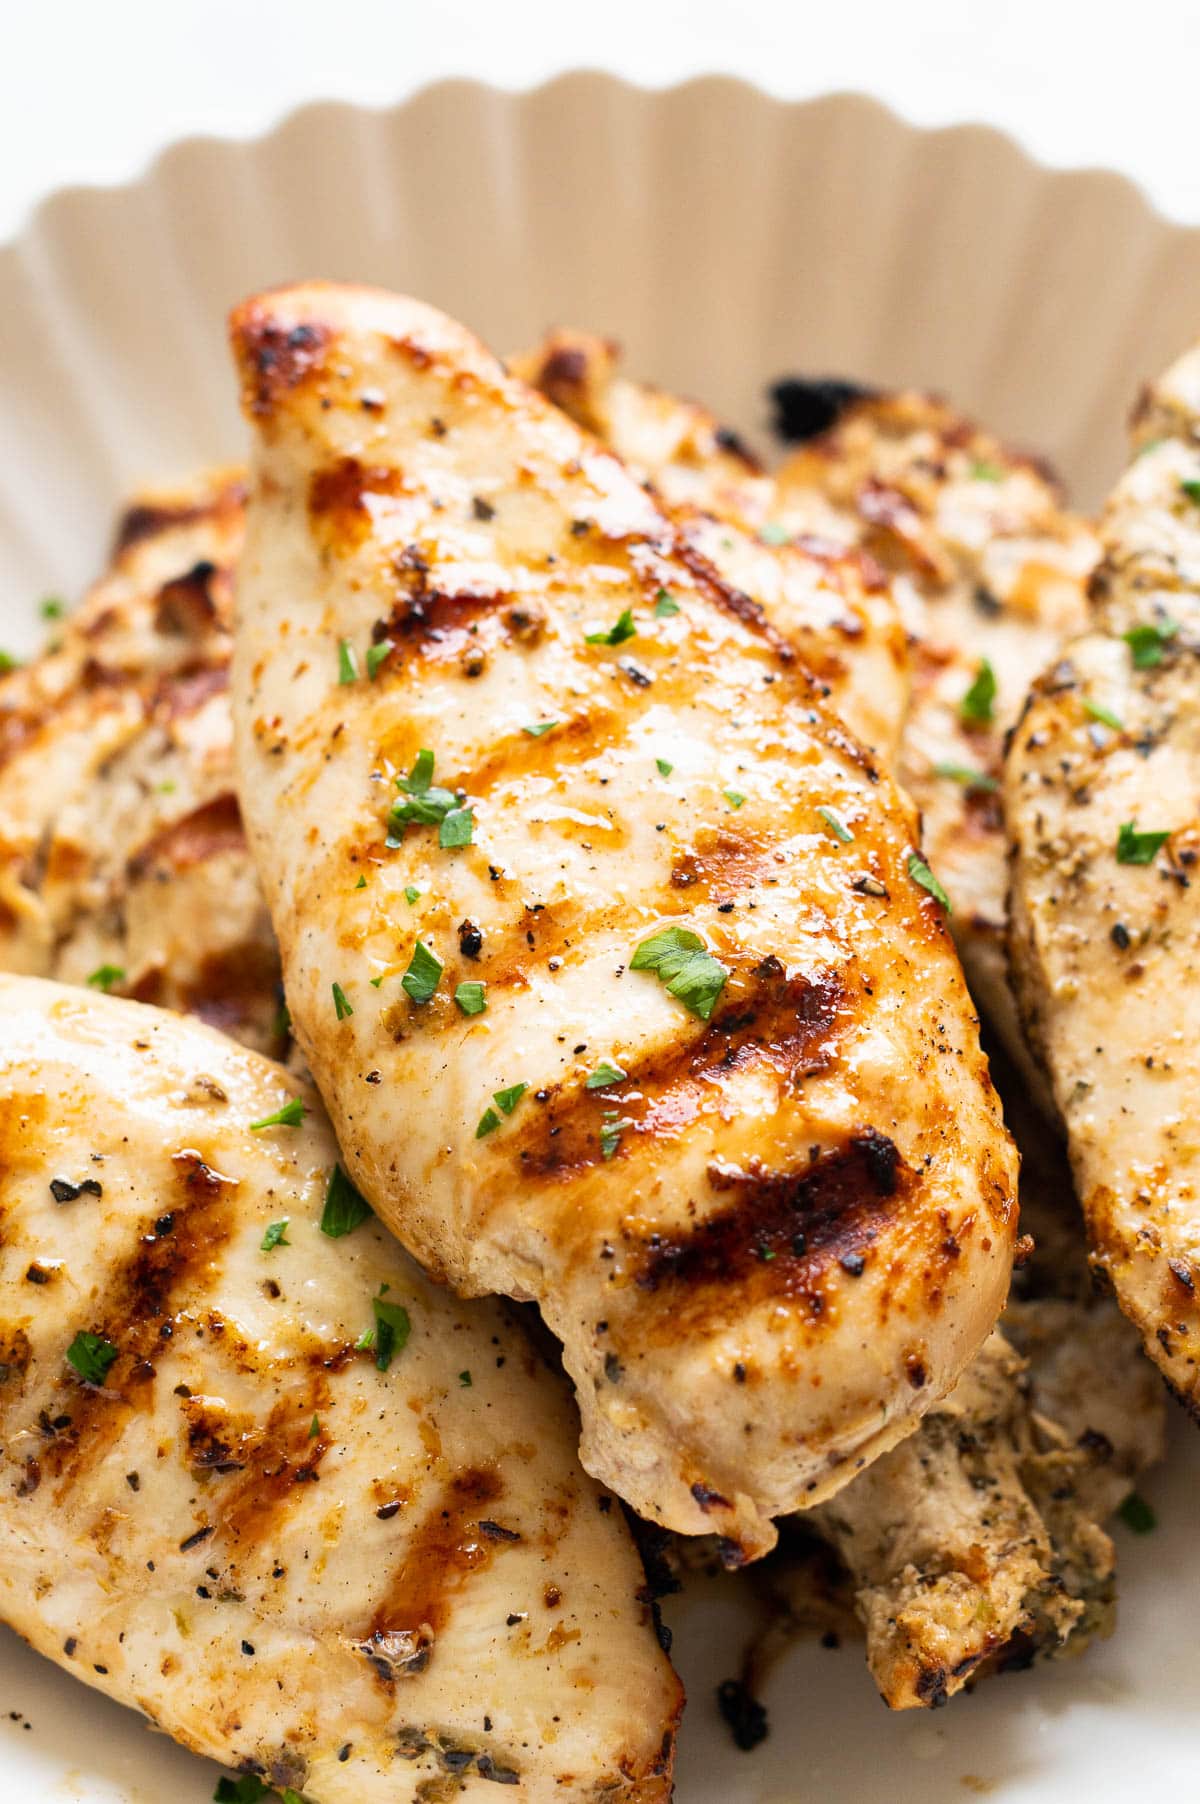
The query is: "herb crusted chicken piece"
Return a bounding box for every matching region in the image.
[0,470,282,1054]
[1007,336,1200,1405]
[0,974,680,1801]
[229,283,1018,1560]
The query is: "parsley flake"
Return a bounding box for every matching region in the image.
[354,873,367,889]
[586,1061,627,1089]
[389,748,464,837]
[454,980,488,1016]
[249,1097,306,1131]
[476,1083,527,1137]
[969,458,1003,481]
[817,805,854,842]
[1118,1491,1157,1533]
[371,1293,412,1372]
[260,1218,290,1252]
[1181,479,1200,506]
[656,757,674,777]
[932,761,999,792]
[40,596,64,620]
[724,790,746,810]
[0,651,19,673]
[320,1164,373,1238]
[1082,697,1124,731]
[1123,619,1178,669]
[86,964,125,992]
[459,1369,473,1387]
[654,589,681,617]
[214,1779,269,1804]
[907,854,952,911]
[600,1111,631,1160]
[523,721,558,737]
[337,638,360,684]
[404,885,420,905]
[402,940,442,1004]
[585,608,637,646]
[366,638,394,679]
[630,926,729,1021]
[66,1331,118,1385]
[759,522,790,545]
[332,981,354,1020]
[1116,820,1169,865]
[438,806,474,849]
[308,1414,320,1439]
[475,1107,501,1139]
[959,658,997,724]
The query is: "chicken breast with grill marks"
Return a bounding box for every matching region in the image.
[229,283,1018,1559]
[0,469,280,1054]
[513,331,910,761]
[1007,336,1200,1404]
[769,383,1097,1068]
[0,974,680,1802]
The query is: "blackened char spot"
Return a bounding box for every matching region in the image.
[769,376,876,443]
[112,479,247,557]
[637,1128,903,1294]
[716,1677,769,1751]
[233,311,331,417]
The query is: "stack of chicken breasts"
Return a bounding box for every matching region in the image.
[0,278,1191,1800]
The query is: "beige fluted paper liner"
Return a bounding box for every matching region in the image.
[5,75,1200,620]
[1,74,1199,1804]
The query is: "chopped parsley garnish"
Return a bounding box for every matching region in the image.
[585,608,637,646]
[759,522,790,545]
[249,1097,306,1131]
[366,638,393,679]
[959,658,997,724]
[600,1111,630,1160]
[86,964,125,992]
[309,1414,320,1439]
[337,638,360,684]
[332,981,354,1020]
[1123,619,1178,669]
[370,1293,412,1372]
[401,940,442,1004]
[969,458,1003,482]
[389,748,464,838]
[454,980,487,1016]
[907,854,952,911]
[214,1779,269,1804]
[1181,479,1200,506]
[630,925,729,1021]
[404,885,420,904]
[933,761,999,792]
[817,805,854,842]
[260,1218,290,1252]
[320,1164,373,1238]
[459,1369,473,1387]
[0,651,19,673]
[438,805,475,849]
[655,757,674,777]
[40,596,64,620]
[354,873,367,889]
[1118,1491,1157,1533]
[66,1330,118,1385]
[724,790,746,810]
[1116,820,1169,865]
[523,721,558,737]
[1082,697,1124,731]
[654,589,681,617]
[476,1083,528,1138]
[587,1061,627,1089]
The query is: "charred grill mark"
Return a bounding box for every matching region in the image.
[127,792,246,880]
[668,533,797,666]
[214,1383,334,1553]
[153,561,228,638]
[308,459,409,552]
[38,1151,240,1494]
[511,970,843,1184]
[147,661,230,722]
[357,1465,511,1683]
[112,479,247,558]
[635,1129,904,1306]
[232,311,332,418]
[769,377,877,444]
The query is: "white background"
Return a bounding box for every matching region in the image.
[2,0,1200,240]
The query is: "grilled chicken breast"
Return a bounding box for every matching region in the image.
[229,283,1017,1559]
[513,331,909,760]
[0,471,279,1054]
[1007,337,1200,1403]
[770,385,1097,1067]
[0,974,680,1801]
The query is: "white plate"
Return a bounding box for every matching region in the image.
[0,73,1196,1803]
